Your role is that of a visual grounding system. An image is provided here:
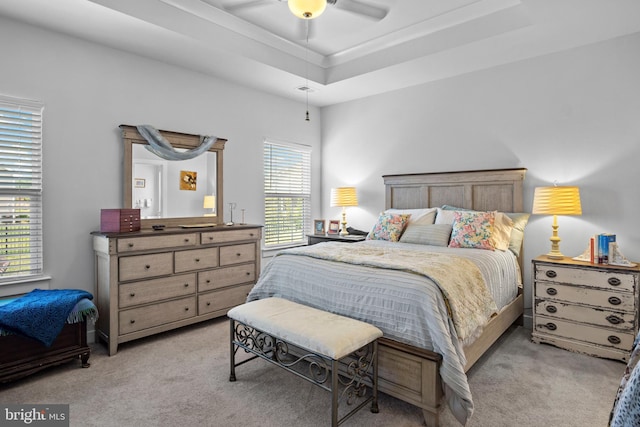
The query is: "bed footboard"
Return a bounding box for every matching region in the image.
[377,292,524,427]
[378,337,443,426]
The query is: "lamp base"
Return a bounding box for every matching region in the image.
[545,252,565,260]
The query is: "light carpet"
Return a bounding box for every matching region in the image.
[0,318,623,427]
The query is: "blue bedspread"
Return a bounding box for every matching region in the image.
[0,289,94,347]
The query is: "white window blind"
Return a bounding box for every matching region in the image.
[0,95,44,279]
[264,140,311,248]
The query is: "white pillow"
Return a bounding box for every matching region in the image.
[385,208,436,225]
[434,208,456,225]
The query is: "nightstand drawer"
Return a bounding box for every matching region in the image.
[535,299,635,331]
[535,264,636,293]
[535,315,634,352]
[535,282,635,312]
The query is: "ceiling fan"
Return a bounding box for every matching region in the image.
[224,0,388,21]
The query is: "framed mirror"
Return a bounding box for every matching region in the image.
[120,125,226,229]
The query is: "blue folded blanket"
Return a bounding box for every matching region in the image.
[0,288,93,347]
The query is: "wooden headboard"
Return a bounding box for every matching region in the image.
[383,168,526,212]
[383,168,528,272]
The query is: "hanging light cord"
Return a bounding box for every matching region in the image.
[305,20,310,121]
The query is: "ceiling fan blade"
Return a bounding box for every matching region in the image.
[223,0,272,13]
[329,0,388,21]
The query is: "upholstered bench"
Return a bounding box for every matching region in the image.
[228,297,383,426]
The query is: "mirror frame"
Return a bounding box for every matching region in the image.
[120,124,226,229]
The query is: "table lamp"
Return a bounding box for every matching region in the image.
[203,195,216,217]
[330,187,358,236]
[532,185,582,259]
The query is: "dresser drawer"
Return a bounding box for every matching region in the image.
[220,243,255,266]
[119,273,196,308]
[174,247,219,273]
[535,264,636,293]
[117,233,198,253]
[535,282,635,312]
[535,299,635,331]
[198,264,255,292]
[119,252,174,281]
[201,228,260,244]
[198,284,253,315]
[119,296,196,335]
[535,314,634,352]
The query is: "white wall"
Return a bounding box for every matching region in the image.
[0,16,322,298]
[321,32,640,322]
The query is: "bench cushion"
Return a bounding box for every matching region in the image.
[228,298,382,360]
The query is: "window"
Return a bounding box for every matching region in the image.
[264,140,311,248]
[0,95,44,279]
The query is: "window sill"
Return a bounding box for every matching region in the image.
[0,275,52,298]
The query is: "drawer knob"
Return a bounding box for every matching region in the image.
[546,287,558,296]
[206,302,211,306]
[184,283,189,288]
[130,319,135,324]
[608,277,622,286]
[608,335,621,345]
[128,243,134,248]
[236,253,241,257]
[206,279,211,283]
[250,233,254,237]
[608,296,622,306]
[184,238,190,243]
[195,258,200,263]
[545,322,557,331]
[545,305,557,314]
[185,307,189,311]
[606,315,623,325]
[246,272,250,276]
[208,237,213,240]
[545,270,557,279]
[145,265,151,270]
[130,292,135,297]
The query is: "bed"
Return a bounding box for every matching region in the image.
[249,168,527,426]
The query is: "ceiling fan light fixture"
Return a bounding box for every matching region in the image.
[288,0,327,19]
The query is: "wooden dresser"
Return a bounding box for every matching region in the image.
[532,256,640,362]
[92,225,262,355]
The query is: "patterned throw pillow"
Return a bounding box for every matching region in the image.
[448,211,495,250]
[366,212,410,242]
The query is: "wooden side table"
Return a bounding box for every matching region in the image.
[307,234,366,245]
[531,255,640,362]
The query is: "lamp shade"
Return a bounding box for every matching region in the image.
[330,187,358,207]
[203,195,215,209]
[288,0,327,19]
[532,186,582,216]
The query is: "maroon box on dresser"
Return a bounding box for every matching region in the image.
[100,209,140,233]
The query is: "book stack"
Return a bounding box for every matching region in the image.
[589,233,616,264]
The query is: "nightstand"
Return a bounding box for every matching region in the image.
[532,255,640,362]
[307,234,366,245]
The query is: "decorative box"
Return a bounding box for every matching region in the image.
[100,209,141,233]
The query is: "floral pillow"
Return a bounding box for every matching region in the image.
[448,211,495,250]
[366,212,411,242]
